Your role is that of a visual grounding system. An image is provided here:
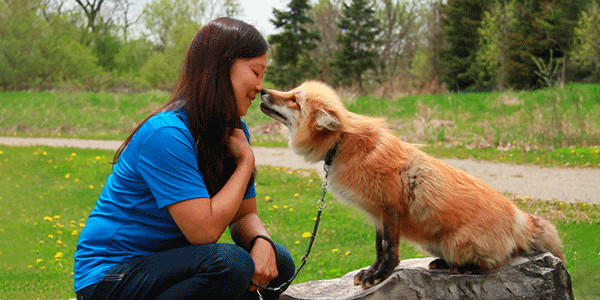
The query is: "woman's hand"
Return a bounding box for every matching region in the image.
[229,128,254,166]
[248,239,278,291]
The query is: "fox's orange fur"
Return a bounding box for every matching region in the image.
[260,81,564,289]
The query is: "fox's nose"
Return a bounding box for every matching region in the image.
[260,89,268,96]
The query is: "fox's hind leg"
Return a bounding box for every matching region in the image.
[354,213,400,289]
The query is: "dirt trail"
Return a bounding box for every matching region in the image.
[2,137,599,204]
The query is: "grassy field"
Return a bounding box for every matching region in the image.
[2,83,600,167]
[1,86,599,298]
[0,146,598,299]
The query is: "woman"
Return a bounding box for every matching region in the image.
[74,17,294,300]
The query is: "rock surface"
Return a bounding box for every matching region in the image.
[280,252,573,300]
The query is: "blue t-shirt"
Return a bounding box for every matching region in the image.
[73,110,256,292]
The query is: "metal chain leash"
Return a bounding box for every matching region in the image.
[252,164,331,294]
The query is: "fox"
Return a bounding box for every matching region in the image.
[259,81,565,289]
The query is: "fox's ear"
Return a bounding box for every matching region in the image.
[315,109,341,131]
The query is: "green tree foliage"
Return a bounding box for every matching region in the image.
[139,0,205,89]
[0,0,99,90]
[442,0,492,91]
[268,0,321,88]
[331,0,380,89]
[444,0,587,90]
[571,2,600,81]
[476,0,522,90]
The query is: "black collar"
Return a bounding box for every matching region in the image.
[324,143,339,166]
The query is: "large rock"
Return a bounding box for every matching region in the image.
[280,252,573,300]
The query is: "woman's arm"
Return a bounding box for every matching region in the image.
[167,129,255,245]
[230,197,278,291]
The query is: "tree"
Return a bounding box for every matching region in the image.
[570,2,600,80]
[375,0,422,94]
[331,0,380,90]
[425,0,445,91]
[74,0,108,33]
[268,0,321,88]
[442,0,492,91]
[142,0,206,51]
[307,0,341,84]
[476,0,521,90]
[0,0,99,90]
[140,0,204,89]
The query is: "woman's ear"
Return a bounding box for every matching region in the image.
[315,109,341,131]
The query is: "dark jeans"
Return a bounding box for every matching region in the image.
[75,242,294,300]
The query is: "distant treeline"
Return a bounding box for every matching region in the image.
[1,0,599,93]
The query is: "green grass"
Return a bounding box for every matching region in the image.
[0,146,598,299]
[346,83,600,149]
[1,85,599,298]
[0,91,170,139]
[2,84,600,167]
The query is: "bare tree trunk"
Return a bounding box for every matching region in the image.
[74,0,106,33]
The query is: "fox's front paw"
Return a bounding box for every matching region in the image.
[352,264,394,289]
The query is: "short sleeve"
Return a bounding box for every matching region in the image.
[137,126,210,209]
[241,120,256,199]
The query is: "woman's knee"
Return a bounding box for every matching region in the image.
[212,243,255,281]
[274,242,295,281]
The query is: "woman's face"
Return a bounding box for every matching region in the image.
[230,53,268,117]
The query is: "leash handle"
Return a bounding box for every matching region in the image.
[251,163,330,293]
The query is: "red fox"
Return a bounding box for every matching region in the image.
[260,81,565,289]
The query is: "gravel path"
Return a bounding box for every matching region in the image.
[1,137,599,204]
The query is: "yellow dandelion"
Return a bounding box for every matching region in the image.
[55,252,63,259]
[57,230,63,235]
[264,196,271,201]
[95,156,102,160]
[89,185,95,189]
[43,151,48,156]
[283,205,289,209]
[289,208,294,212]
[70,152,77,156]
[332,249,339,253]
[345,251,351,255]
[594,149,599,154]
[295,241,300,244]
[294,193,299,197]
[39,241,45,244]
[0,150,3,155]
[40,266,46,270]
[48,234,54,239]
[28,265,33,269]
[570,149,576,154]
[54,215,60,219]
[273,205,279,209]
[56,240,63,244]
[79,223,85,227]
[302,232,311,238]
[43,216,53,222]
[65,173,71,179]
[71,230,78,235]
[36,259,43,263]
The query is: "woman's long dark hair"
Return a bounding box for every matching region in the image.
[113,17,268,197]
